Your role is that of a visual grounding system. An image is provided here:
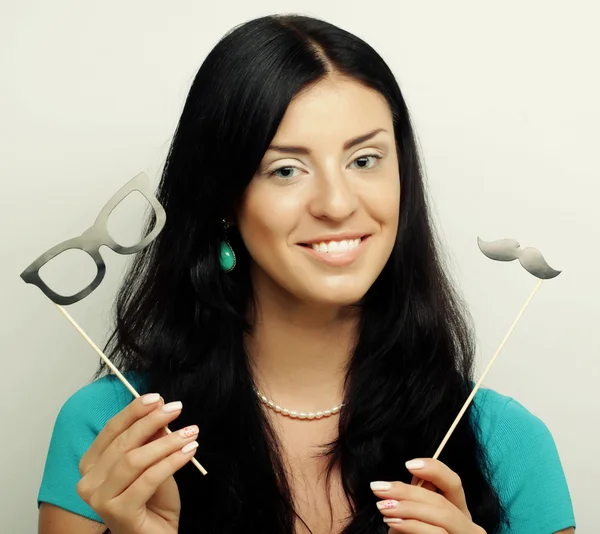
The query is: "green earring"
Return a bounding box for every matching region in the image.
[219,219,236,272]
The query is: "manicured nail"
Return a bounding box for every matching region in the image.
[405,459,426,470]
[370,481,392,491]
[162,401,183,413]
[383,517,403,524]
[376,499,398,510]
[179,425,199,438]
[140,393,160,405]
[181,441,199,454]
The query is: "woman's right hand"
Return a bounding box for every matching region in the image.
[76,393,200,534]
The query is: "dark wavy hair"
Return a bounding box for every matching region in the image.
[97,13,508,534]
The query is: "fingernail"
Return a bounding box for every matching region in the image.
[383,517,403,524]
[376,499,398,510]
[406,459,425,470]
[140,393,160,405]
[162,401,183,413]
[179,425,199,438]
[370,481,392,491]
[181,441,199,454]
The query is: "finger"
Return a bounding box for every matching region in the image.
[90,400,184,480]
[114,435,199,513]
[80,393,163,475]
[405,459,470,516]
[145,426,169,445]
[410,475,437,492]
[94,423,199,504]
[378,499,464,533]
[80,399,184,495]
[371,481,447,508]
[384,518,447,533]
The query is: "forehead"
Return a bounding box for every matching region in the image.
[273,77,393,143]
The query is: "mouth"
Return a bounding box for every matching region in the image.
[297,235,370,253]
[296,235,371,266]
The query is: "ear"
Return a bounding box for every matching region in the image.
[227,196,245,228]
[223,216,237,229]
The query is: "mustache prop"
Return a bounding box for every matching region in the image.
[414,236,561,488]
[477,237,561,279]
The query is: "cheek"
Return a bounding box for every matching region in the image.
[237,183,299,255]
[367,174,401,226]
[238,211,275,257]
[385,181,401,220]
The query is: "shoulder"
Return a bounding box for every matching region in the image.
[56,370,148,431]
[470,385,563,477]
[471,386,576,533]
[471,387,564,461]
[471,386,547,449]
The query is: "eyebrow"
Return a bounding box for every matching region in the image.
[267,128,388,155]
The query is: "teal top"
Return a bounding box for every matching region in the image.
[38,372,576,533]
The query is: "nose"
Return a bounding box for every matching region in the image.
[308,168,359,221]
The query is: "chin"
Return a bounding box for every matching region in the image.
[299,284,371,308]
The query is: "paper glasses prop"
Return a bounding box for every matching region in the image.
[413,237,561,488]
[20,173,208,476]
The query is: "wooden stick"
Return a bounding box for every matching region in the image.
[415,278,544,487]
[55,303,208,476]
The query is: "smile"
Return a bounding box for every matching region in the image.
[297,235,370,266]
[309,238,362,253]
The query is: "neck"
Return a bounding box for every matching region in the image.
[245,281,359,414]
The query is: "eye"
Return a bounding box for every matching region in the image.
[270,166,302,180]
[350,154,382,170]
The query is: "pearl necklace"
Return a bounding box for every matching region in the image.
[253,387,345,420]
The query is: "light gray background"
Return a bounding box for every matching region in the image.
[1,1,597,532]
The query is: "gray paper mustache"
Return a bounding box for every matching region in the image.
[477,237,561,279]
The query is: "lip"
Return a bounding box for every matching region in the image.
[297,232,370,245]
[297,235,370,267]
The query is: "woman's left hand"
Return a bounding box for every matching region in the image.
[370,458,486,533]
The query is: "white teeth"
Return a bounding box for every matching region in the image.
[310,238,362,253]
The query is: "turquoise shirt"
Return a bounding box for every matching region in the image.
[38,372,576,533]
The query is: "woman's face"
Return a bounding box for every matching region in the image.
[237,76,401,308]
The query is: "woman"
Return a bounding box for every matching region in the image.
[37,13,575,534]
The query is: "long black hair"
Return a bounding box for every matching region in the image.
[98,13,508,533]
